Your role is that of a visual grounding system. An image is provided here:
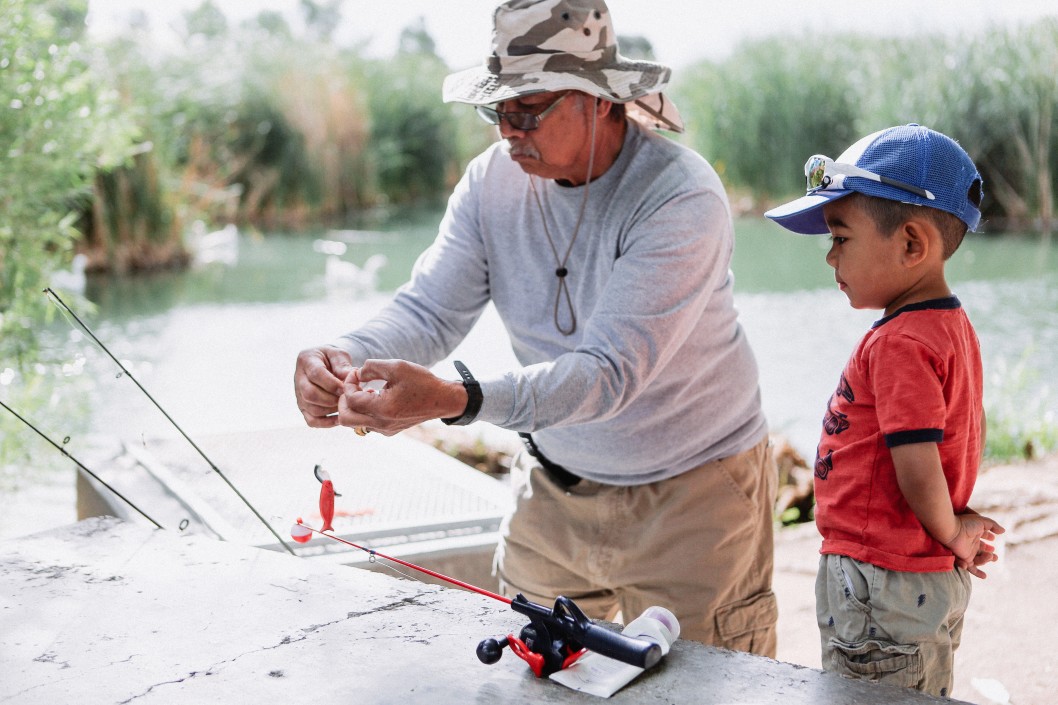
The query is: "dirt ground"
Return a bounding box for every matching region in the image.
[773,454,1058,705]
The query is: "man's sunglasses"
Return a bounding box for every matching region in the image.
[804,155,935,201]
[476,92,570,131]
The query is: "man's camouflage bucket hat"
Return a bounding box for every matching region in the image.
[442,0,684,133]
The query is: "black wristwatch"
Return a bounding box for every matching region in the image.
[441,360,483,426]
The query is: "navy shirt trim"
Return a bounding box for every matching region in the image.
[873,295,961,329]
[886,428,945,447]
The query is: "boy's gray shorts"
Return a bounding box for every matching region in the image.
[816,553,972,698]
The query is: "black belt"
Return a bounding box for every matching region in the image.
[518,433,581,487]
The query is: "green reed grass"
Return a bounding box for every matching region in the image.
[672,20,1058,232]
[985,345,1058,461]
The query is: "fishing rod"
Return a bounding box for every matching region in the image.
[295,469,662,678]
[0,397,163,530]
[293,519,661,677]
[293,519,512,603]
[43,287,296,555]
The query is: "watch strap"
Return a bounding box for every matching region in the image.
[441,360,482,426]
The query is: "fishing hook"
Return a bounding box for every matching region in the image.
[314,464,341,496]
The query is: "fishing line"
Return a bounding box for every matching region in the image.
[0,397,163,529]
[367,555,424,583]
[295,520,662,679]
[297,520,512,604]
[43,287,296,555]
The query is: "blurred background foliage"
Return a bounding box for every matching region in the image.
[676,24,1058,230]
[2,0,1057,464]
[1,0,137,364]
[1,0,500,311]
[5,0,1055,288]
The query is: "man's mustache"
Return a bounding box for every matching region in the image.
[505,140,540,160]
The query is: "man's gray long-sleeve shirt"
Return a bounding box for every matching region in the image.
[336,121,767,485]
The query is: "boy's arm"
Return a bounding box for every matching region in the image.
[891,442,960,545]
[890,442,1004,578]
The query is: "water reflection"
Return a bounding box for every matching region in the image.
[734,219,1058,292]
[68,214,1058,460]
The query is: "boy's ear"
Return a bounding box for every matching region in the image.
[899,218,937,267]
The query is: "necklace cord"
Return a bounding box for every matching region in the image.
[529,97,600,336]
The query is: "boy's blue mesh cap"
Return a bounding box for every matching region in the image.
[765,124,984,235]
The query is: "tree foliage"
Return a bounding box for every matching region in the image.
[0,0,135,362]
[399,17,437,56]
[299,0,344,44]
[365,49,465,204]
[181,0,229,41]
[0,0,135,468]
[79,4,489,233]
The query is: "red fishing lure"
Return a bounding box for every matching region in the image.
[314,465,341,532]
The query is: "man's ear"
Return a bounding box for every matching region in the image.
[593,96,613,119]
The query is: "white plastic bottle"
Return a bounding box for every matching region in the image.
[549,606,681,698]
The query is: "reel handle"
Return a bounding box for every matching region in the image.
[511,594,663,669]
[575,619,663,669]
[476,636,509,665]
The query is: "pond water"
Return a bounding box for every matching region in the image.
[37,210,1058,463]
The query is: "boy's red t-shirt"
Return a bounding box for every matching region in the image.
[814,297,983,573]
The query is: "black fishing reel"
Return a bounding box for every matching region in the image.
[476,594,662,677]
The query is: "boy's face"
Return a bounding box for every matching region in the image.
[822,197,910,313]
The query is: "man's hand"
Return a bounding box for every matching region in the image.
[337,359,469,436]
[294,346,355,428]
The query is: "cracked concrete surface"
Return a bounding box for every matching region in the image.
[1,516,970,704]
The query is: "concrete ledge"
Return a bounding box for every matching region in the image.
[1,517,965,704]
[75,426,511,592]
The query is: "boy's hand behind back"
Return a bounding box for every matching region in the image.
[946,512,1006,579]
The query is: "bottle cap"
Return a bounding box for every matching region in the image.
[640,605,680,642]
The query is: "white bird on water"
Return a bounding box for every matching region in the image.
[313,238,387,294]
[190,221,239,266]
[324,252,388,294]
[50,253,88,294]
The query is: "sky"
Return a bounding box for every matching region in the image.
[86,0,1058,71]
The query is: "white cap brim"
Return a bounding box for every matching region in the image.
[764,189,853,235]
